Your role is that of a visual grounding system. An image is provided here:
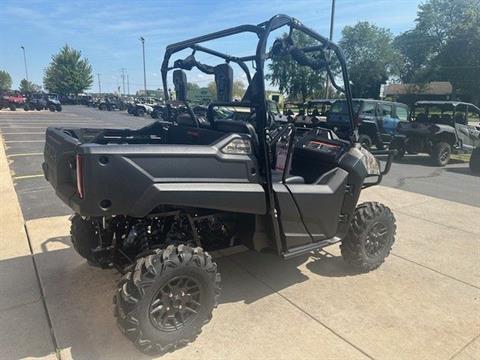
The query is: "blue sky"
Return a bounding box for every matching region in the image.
[1,0,422,93]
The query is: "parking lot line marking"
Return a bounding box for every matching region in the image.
[12,174,44,180]
[1,132,44,135]
[7,152,43,158]
[5,140,44,143]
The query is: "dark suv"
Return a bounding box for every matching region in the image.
[326,99,409,149]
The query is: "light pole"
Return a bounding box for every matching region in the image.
[20,46,29,81]
[97,73,102,95]
[120,68,127,95]
[324,0,336,98]
[127,73,130,95]
[139,37,147,94]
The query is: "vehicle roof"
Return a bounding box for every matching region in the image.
[308,99,335,105]
[415,100,478,108]
[335,98,408,106]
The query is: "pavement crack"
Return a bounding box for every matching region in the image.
[391,253,480,290]
[396,168,443,188]
[448,333,480,360]
[395,209,480,236]
[24,224,62,360]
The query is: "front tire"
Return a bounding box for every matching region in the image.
[114,245,220,355]
[341,202,396,272]
[470,147,480,174]
[48,104,56,112]
[9,104,16,111]
[431,142,451,166]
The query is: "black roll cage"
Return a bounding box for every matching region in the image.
[160,15,356,254]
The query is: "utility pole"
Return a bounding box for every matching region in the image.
[127,73,130,95]
[324,0,336,98]
[20,46,29,81]
[140,37,147,94]
[120,68,127,95]
[97,73,102,95]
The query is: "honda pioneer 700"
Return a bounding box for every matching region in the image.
[43,15,396,355]
[397,101,480,167]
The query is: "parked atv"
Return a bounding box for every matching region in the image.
[43,15,396,355]
[25,93,62,112]
[396,101,480,166]
[133,98,157,117]
[0,92,26,111]
[294,99,334,127]
[98,97,126,111]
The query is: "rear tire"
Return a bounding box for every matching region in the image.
[393,146,405,160]
[136,108,145,117]
[114,245,220,355]
[70,215,110,268]
[341,202,396,272]
[358,134,372,150]
[431,142,451,166]
[9,104,16,111]
[470,147,480,174]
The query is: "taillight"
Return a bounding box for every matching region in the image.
[76,154,85,199]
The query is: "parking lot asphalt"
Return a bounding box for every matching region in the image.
[0,105,478,221]
[0,106,479,359]
[0,106,154,220]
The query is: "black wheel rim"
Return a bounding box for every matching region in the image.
[364,222,389,257]
[361,139,371,149]
[440,148,449,163]
[149,275,202,332]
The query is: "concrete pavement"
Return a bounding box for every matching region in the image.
[6,185,477,360]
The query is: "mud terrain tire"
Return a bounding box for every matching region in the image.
[341,202,396,272]
[431,141,451,166]
[114,245,220,355]
[470,147,480,174]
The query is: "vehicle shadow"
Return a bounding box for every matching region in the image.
[15,235,362,359]
[379,154,466,167]
[445,167,478,176]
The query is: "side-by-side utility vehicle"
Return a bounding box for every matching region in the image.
[43,15,397,354]
[396,101,480,168]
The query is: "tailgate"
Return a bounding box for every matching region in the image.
[43,127,81,203]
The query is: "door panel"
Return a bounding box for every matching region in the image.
[276,168,348,245]
[273,183,312,249]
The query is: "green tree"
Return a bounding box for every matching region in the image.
[232,80,245,99]
[43,45,93,96]
[267,31,325,102]
[394,0,480,104]
[19,79,41,94]
[339,22,400,98]
[207,81,216,98]
[0,70,12,91]
[207,80,245,100]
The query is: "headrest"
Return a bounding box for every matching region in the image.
[214,119,249,134]
[173,70,187,101]
[242,72,261,102]
[214,64,233,102]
